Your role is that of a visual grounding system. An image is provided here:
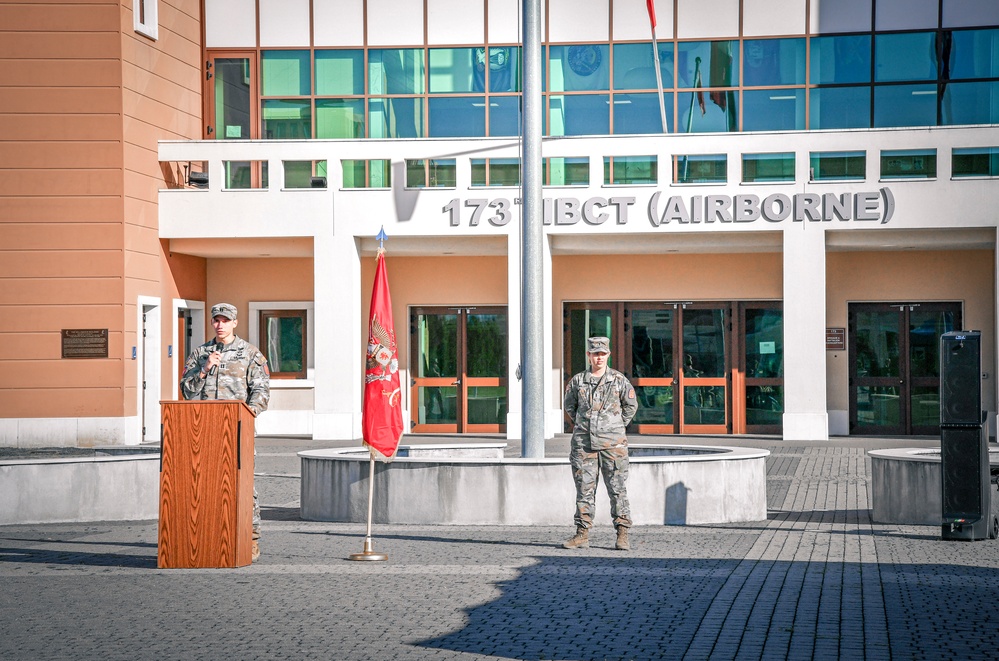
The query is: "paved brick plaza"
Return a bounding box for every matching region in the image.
[2,435,998,660]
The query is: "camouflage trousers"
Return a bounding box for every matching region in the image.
[569,437,631,529]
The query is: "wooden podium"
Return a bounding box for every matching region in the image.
[158,400,255,568]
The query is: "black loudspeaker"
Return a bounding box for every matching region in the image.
[940,331,981,426]
[940,426,992,540]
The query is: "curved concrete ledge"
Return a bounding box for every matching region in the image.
[0,454,160,525]
[868,447,999,525]
[300,443,769,526]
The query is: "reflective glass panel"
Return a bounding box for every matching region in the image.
[631,309,674,379]
[873,84,937,127]
[880,149,937,179]
[952,147,999,177]
[368,49,425,94]
[545,157,589,186]
[742,89,805,131]
[810,151,865,181]
[262,99,311,139]
[315,98,364,138]
[223,161,253,189]
[429,97,485,137]
[910,386,939,428]
[417,314,457,377]
[743,153,794,183]
[341,160,390,188]
[942,81,999,125]
[854,310,900,378]
[809,35,871,84]
[743,38,805,86]
[213,58,251,140]
[682,309,726,378]
[613,41,674,90]
[489,96,521,136]
[677,40,739,88]
[856,386,901,427]
[746,386,783,426]
[949,29,999,79]
[429,48,475,93]
[467,386,507,425]
[480,47,521,92]
[613,92,673,134]
[263,315,304,373]
[809,86,872,129]
[633,386,674,424]
[875,32,937,82]
[684,386,726,424]
[406,159,456,188]
[470,159,520,186]
[673,154,727,184]
[370,98,423,138]
[604,156,657,185]
[418,386,457,424]
[315,50,363,95]
[549,44,610,92]
[262,50,310,96]
[909,309,957,378]
[678,91,738,132]
[283,161,313,188]
[549,94,609,136]
[467,313,507,377]
[745,309,783,377]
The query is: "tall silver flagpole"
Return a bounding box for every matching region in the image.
[521,0,544,458]
[649,22,668,132]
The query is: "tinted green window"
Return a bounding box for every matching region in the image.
[370,98,423,138]
[316,99,364,138]
[613,42,674,90]
[604,156,657,185]
[952,147,999,177]
[673,154,726,184]
[406,159,456,188]
[873,84,937,127]
[315,50,363,95]
[470,159,520,186]
[613,92,673,134]
[678,91,738,133]
[549,44,609,92]
[545,157,589,186]
[368,49,425,94]
[262,50,310,96]
[810,151,865,181]
[880,149,936,179]
[342,160,390,188]
[810,35,871,84]
[743,153,794,183]
[489,96,521,136]
[678,40,739,88]
[949,29,999,79]
[283,161,314,188]
[478,47,521,92]
[429,97,485,137]
[743,38,805,86]
[942,81,999,125]
[809,86,871,129]
[875,32,937,82]
[549,94,609,136]
[262,100,311,139]
[743,89,804,131]
[429,48,475,93]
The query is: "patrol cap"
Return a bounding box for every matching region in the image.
[586,336,610,354]
[210,302,237,320]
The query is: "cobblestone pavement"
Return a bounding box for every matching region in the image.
[3,435,998,660]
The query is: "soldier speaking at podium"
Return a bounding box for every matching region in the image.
[181,302,270,561]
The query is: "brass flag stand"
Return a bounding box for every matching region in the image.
[348,456,388,561]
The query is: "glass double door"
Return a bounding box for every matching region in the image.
[849,302,961,435]
[410,307,507,433]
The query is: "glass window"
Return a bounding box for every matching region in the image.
[262,50,310,96]
[544,157,589,186]
[809,86,871,129]
[471,159,520,187]
[604,156,657,185]
[342,160,390,188]
[678,40,739,88]
[429,48,476,93]
[315,50,363,95]
[223,161,259,189]
[743,153,795,183]
[949,29,999,80]
[613,92,673,134]
[283,161,319,188]
[873,84,937,127]
[549,44,610,92]
[406,159,456,188]
[368,49,425,95]
[429,97,485,136]
[810,35,871,84]
[613,42,674,90]
[489,96,521,136]
[942,81,999,125]
[260,310,307,379]
[477,47,521,92]
[370,98,423,138]
[673,154,726,184]
[881,149,937,179]
[315,99,364,138]
[743,38,805,86]
[952,147,999,177]
[810,151,865,181]
[745,309,783,378]
[875,32,937,82]
[678,91,738,132]
[133,0,158,40]
[262,99,311,139]
[742,89,805,131]
[549,94,609,136]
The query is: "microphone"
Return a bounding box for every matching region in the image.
[208,342,222,376]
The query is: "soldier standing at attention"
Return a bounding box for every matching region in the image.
[562,336,639,551]
[181,303,270,562]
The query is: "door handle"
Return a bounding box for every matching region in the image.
[452,379,462,385]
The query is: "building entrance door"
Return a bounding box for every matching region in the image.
[849,302,961,435]
[205,52,259,187]
[410,307,507,433]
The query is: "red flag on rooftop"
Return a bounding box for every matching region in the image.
[362,248,403,460]
[646,0,657,29]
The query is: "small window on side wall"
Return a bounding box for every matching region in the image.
[134,0,158,40]
[260,310,307,379]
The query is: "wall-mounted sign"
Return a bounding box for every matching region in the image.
[61,329,109,359]
[826,328,846,351]
[759,341,776,355]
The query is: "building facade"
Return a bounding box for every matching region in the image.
[3,0,999,446]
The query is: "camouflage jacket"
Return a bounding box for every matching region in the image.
[181,336,270,416]
[563,367,638,449]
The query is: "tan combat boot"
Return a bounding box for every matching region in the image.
[615,526,630,551]
[562,527,589,549]
[251,529,261,562]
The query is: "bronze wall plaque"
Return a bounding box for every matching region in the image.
[826,328,846,351]
[62,329,109,358]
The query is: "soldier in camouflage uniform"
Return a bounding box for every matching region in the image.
[181,303,270,561]
[562,336,638,551]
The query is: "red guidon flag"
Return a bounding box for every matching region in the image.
[646,0,657,29]
[362,249,404,460]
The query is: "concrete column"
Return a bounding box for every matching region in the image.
[782,224,829,440]
[312,228,362,440]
